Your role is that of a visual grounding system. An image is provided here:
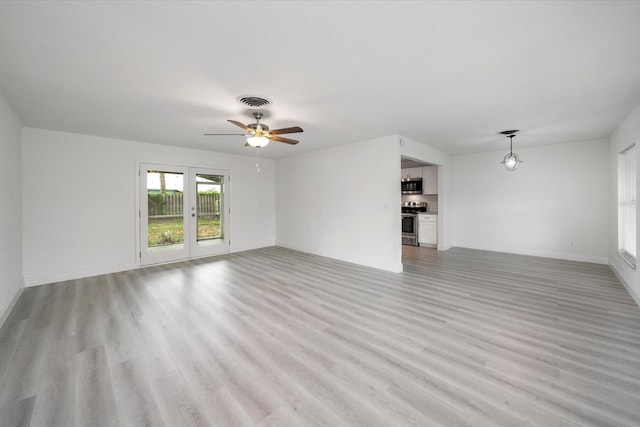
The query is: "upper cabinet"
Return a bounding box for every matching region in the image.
[422,166,438,195]
[401,165,438,195]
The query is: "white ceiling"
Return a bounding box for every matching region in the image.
[1,1,639,158]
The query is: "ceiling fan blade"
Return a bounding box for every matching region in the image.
[203,133,246,136]
[268,126,304,135]
[269,135,299,145]
[227,119,252,132]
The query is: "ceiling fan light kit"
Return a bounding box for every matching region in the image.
[499,129,523,171]
[204,98,303,148]
[246,136,269,148]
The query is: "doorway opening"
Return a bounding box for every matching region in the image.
[400,156,440,265]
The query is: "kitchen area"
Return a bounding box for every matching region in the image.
[401,158,439,248]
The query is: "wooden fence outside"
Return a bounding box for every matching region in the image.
[148,193,221,218]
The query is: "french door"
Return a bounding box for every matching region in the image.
[139,163,229,266]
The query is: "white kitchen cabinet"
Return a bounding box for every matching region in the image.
[418,214,437,245]
[422,166,438,195]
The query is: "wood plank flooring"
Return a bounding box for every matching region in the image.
[1,246,640,426]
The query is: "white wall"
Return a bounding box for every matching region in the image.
[0,92,23,325]
[399,136,453,250]
[452,139,609,264]
[276,135,402,272]
[22,128,276,286]
[609,101,640,305]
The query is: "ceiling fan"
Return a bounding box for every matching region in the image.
[204,111,303,148]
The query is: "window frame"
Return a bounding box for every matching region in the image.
[618,143,636,269]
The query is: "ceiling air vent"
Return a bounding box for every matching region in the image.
[238,96,271,109]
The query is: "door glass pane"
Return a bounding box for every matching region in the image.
[196,174,224,246]
[146,170,185,253]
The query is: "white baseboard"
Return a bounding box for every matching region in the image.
[0,285,24,328]
[610,263,640,308]
[24,262,137,287]
[24,243,278,286]
[276,243,403,273]
[230,242,276,254]
[452,242,609,265]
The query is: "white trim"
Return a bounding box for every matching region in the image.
[452,243,609,265]
[134,159,141,269]
[277,243,404,273]
[26,243,274,286]
[617,143,636,259]
[134,159,234,269]
[617,250,636,269]
[610,263,640,308]
[24,261,137,287]
[0,286,24,328]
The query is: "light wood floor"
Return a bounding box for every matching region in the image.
[1,246,640,426]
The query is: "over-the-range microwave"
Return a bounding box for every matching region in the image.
[401,177,422,194]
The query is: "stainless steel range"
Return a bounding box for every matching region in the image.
[402,202,427,246]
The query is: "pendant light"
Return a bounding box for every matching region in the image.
[499,130,522,171]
